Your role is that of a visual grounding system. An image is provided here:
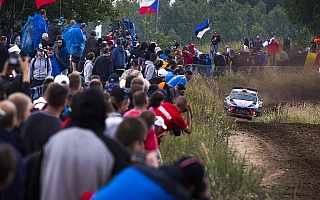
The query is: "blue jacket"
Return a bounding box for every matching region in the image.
[111,46,126,69]
[58,40,70,69]
[167,75,187,87]
[165,71,175,83]
[63,24,85,57]
[50,55,61,77]
[0,128,26,200]
[92,165,191,200]
[33,14,48,50]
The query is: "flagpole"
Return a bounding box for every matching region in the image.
[156,0,159,32]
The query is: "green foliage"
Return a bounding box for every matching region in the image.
[0,0,118,34]
[160,75,266,199]
[283,0,320,36]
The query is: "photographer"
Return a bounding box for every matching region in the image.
[0,50,31,100]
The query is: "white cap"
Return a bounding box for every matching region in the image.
[8,45,21,54]
[155,47,162,53]
[158,69,168,77]
[54,75,70,86]
[154,116,167,130]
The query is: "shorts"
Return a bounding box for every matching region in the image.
[71,55,80,64]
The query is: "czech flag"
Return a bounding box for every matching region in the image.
[139,0,159,14]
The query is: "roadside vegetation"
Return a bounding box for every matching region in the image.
[160,75,266,199]
[160,69,320,198]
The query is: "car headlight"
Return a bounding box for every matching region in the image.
[228,99,237,106]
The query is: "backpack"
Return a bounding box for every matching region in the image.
[30,57,50,79]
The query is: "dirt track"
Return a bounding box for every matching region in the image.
[229,121,320,199]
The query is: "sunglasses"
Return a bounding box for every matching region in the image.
[57,41,62,44]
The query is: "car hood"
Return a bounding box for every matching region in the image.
[232,99,255,107]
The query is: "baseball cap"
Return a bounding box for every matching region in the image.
[176,84,186,91]
[154,116,167,130]
[158,69,168,77]
[54,75,70,86]
[185,70,193,76]
[81,23,87,27]
[176,156,206,191]
[108,73,120,83]
[132,59,139,65]
[110,87,128,102]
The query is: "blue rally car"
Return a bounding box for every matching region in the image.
[224,87,262,118]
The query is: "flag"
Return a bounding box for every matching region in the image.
[35,0,56,9]
[0,0,4,9]
[139,0,159,14]
[194,19,210,39]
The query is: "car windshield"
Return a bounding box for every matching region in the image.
[230,92,257,101]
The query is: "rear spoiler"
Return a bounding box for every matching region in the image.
[232,87,257,92]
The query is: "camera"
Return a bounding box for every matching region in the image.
[8,54,20,68]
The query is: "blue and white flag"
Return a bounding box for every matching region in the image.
[195,19,210,39]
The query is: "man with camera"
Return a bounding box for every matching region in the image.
[28,47,52,87]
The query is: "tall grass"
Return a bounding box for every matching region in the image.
[159,75,265,199]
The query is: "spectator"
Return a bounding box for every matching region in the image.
[33,9,48,51]
[84,52,95,84]
[210,31,221,55]
[10,26,22,48]
[0,100,26,200]
[123,91,148,117]
[48,19,62,47]
[21,83,68,155]
[140,110,158,151]
[0,36,9,72]
[92,156,210,200]
[148,91,165,110]
[170,84,186,103]
[29,47,52,87]
[0,144,16,192]
[92,47,113,87]
[8,92,33,155]
[144,53,158,80]
[253,36,263,52]
[32,77,54,110]
[173,39,180,49]
[68,72,82,95]
[55,36,69,75]
[154,96,192,139]
[46,47,66,77]
[268,36,280,66]
[40,88,131,200]
[105,87,130,137]
[278,50,290,66]
[63,19,86,72]
[283,37,291,54]
[167,70,193,87]
[111,38,126,70]
[121,59,143,80]
[84,30,97,56]
[41,33,49,50]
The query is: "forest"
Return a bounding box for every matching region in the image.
[0,0,318,47]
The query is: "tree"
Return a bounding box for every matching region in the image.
[0,0,118,35]
[283,0,320,36]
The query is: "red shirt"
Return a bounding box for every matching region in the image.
[144,127,158,151]
[154,102,188,137]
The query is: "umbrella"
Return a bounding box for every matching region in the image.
[0,0,56,9]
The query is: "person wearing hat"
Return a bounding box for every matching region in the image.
[121,59,143,80]
[91,155,210,200]
[48,19,62,47]
[105,86,130,137]
[28,46,52,87]
[167,70,193,88]
[210,31,221,56]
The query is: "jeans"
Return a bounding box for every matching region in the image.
[270,54,276,66]
[211,45,219,54]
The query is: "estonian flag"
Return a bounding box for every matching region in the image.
[139,0,159,14]
[195,19,210,39]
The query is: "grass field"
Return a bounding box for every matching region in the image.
[159,69,320,199]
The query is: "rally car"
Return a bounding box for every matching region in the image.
[223,87,262,118]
